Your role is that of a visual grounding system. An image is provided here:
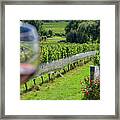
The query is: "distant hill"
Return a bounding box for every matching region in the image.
[42,21,68,35]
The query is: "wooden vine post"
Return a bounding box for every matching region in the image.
[90,66,100,81]
[48,73,51,81]
[25,83,28,91]
[41,75,44,84]
[68,64,70,71]
[33,78,36,85]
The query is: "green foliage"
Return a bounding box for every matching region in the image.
[20,44,33,63]
[65,20,79,34]
[77,20,100,43]
[93,52,100,66]
[42,21,68,36]
[45,37,66,43]
[21,62,91,100]
[41,30,48,36]
[40,43,99,63]
[48,29,53,37]
[65,20,100,44]
[20,20,100,100]
[66,30,78,43]
[80,77,100,100]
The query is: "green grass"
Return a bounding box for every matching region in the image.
[43,21,68,34]
[41,36,66,44]
[20,62,93,100]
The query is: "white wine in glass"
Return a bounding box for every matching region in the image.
[20,22,40,86]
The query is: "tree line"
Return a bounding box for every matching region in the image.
[20,20,100,44]
[65,20,100,44]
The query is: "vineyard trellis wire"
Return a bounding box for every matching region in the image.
[38,51,96,75]
[21,51,97,91]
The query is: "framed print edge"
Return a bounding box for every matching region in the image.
[0,0,5,119]
[115,1,120,119]
[1,0,119,119]
[0,1,1,119]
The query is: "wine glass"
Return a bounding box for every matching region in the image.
[20,22,40,86]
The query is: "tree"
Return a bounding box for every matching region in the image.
[65,20,79,34]
[66,30,78,43]
[65,20,100,44]
[77,20,100,43]
[42,30,48,36]
[48,29,53,37]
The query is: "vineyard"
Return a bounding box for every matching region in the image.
[40,43,99,63]
[20,20,100,100]
[21,62,95,100]
[21,42,99,63]
[20,43,99,99]
[42,21,68,35]
[39,51,97,74]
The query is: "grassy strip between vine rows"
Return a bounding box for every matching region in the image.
[20,61,94,100]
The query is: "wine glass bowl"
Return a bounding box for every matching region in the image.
[20,22,39,84]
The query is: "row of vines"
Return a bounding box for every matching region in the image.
[20,42,99,65]
[40,43,99,63]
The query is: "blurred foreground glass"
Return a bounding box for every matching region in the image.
[20,22,40,84]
